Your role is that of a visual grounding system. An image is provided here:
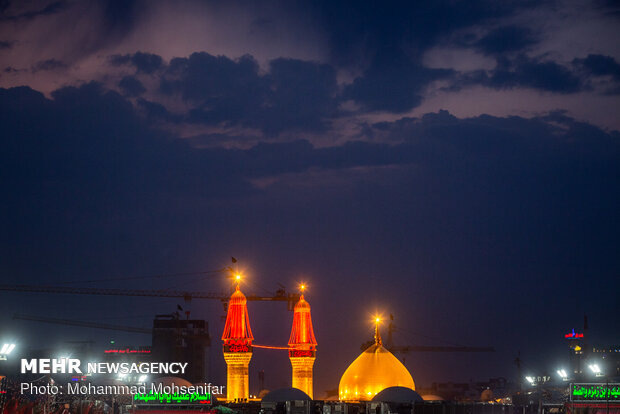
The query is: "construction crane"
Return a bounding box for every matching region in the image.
[13,313,152,334]
[361,314,494,354]
[0,283,300,311]
[1,258,299,311]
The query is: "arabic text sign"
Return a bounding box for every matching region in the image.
[571,384,620,401]
[134,391,212,404]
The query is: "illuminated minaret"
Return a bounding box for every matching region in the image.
[288,284,317,399]
[222,277,253,402]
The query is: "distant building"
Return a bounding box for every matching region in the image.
[417,378,508,402]
[565,329,586,378]
[151,314,211,383]
[564,325,619,381]
[591,345,620,379]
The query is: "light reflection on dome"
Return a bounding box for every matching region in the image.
[338,320,415,401]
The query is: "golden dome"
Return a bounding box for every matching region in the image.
[338,323,414,401]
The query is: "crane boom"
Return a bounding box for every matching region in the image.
[0,284,300,309]
[360,314,494,353]
[359,340,494,353]
[0,284,223,299]
[391,345,494,353]
[13,313,152,334]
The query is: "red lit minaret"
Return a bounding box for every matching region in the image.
[222,277,253,402]
[288,284,317,398]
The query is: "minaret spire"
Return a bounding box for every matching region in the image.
[222,274,253,402]
[288,283,317,399]
[374,317,383,346]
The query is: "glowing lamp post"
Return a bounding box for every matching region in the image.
[0,344,15,360]
[557,369,568,381]
[222,278,254,402]
[589,363,603,377]
[288,284,317,399]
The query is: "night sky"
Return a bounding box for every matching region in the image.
[1,0,619,398]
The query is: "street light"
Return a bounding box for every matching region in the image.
[0,343,15,360]
[557,369,568,381]
[589,364,603,376]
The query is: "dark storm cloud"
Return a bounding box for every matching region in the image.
[573,54,620,79]
[489,55,582,93]
[154,48,445,119]
[311,0,539,66]
[301,0,539,112]
[161,53,258,100]
[2,84,619,276]
[343,47,453,112]
[104,46,619,133]
[597,0,620,16]
[118,75,145,96]
[286,1,539,113]
[136,98,182,123]
[3,66,24,73]
[368,109,620,156]
[450,55,584,94]
[0,1,142,64]
[2,83,620,386]
[110,52,164,74]
[0,0,65,21]
[31,58,67,72]
[571,54,620,95]
[160,52,338,134]
[161,52,266,125]
[262,58,338,132]
[474,25,538,55]
[103,46,616,131]
[102,0,138,34]
[0,83,255,266]
[2,83,619,193]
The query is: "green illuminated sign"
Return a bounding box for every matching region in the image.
[133,391,212,404]
[571,384,620,401]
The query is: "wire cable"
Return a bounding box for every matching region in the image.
[252,344,289,350]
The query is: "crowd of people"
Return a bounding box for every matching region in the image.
[1,378,112,414]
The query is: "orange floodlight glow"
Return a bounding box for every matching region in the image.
[222,285,253,343]
[338,316,415,401]
[222,284,253,402]
[288,295,317,347]
[288,291,317,399]
[371,313,384,326]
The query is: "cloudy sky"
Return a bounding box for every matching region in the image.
[1,0,619,397]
